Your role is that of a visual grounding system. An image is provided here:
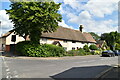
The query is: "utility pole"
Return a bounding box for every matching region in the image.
[0,21,2,51]
[0,21,1,36]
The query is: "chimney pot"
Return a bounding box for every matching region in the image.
[79,25,83,32]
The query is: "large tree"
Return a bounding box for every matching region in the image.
[6,0,62,44]
[101,31,120,50]
[89,32,100,41]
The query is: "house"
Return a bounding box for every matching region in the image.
[0,25,96,51]
[96,40,108,49]
[0,30,25,51]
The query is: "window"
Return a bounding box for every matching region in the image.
[72,47,75,50]
[63,40,67,43]
[2,44,3,47]
[77,47,79,50]
[81,42,84,44]
[41,38,47,42]
[63,47,67,51]
[11,35,16,42]
[72,41,76,43]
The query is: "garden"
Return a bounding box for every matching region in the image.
[16,41,102,57]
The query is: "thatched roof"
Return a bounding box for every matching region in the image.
[83,32,96,43]
[41,27,87,42]
[1,27,96,43]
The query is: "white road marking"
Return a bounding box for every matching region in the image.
[6,75,9,78]
[6,75,12,79]
[6,69,10,72]
[2,57,13,79]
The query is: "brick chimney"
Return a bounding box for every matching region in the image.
[79,25,83,32]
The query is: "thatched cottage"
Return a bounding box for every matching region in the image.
[0,25,96,52]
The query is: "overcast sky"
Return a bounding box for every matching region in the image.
[0,0,119,36]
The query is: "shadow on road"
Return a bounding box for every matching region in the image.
[50,65,118,80]
[1,52,19,57]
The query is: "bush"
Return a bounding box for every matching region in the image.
[78,48,86,55]
[67,50,78,56]
[89,45,98,50]
[16,41,32,56]
[83,45,90,52]
[41,44,66,57]
[87,52,93,55]
[16,41,66,57]
[115,43,120,50]
[67,48,86,56]
[94,50,101,55]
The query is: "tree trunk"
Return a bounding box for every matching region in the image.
[30,31,41,45]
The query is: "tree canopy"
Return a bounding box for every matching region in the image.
[101,31,120,50]
[89,32,100,41]
[6,1,62,44]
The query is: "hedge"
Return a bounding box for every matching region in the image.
[67,48,87,56]
[83,45,90,52]
[89,45,98,50]
[16,41,66,57]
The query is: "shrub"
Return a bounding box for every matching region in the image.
[16,41,32,56]
[86,52,93,55]
[67,48,86,56]
[89,45,98,50]
[115,43,120,50]
[78,48,86,55]
[67,50,78,56]
[83,45,90,52]
[41,44,66,57]
[16,41,66,57]
[106,47,111,50]
[94,50,101,55]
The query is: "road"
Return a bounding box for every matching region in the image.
[1,54,118,79]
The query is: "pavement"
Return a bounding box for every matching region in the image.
[0,51,119,80]
[98,65,120,80]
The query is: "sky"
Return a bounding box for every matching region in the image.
[0,0,119,36]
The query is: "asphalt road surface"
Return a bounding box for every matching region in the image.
[1,54,118,79]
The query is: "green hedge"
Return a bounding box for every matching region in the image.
[83,45,90,52]
[16,41,32,56]
[67,48,98,56]
[16,41,99,57]
[16,41,66,57]
[67,48,87,56]
[89,45,98,50]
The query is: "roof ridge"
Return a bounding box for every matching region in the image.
[60,26,82,33]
